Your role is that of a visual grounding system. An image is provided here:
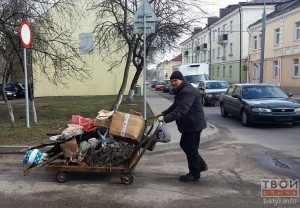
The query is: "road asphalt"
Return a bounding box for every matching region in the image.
[0,88,219,154]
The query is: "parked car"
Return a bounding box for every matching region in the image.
[151,80,158,88]
[219,83,300,126]
[0,84,16,100]
[155,81,165,91]
[162,79,171,93]
[5,83,25,98]
[198,80,230,106]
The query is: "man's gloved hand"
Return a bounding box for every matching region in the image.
[157,116,164,122]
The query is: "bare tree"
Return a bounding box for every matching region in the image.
[0,0,90,126]
[89,0,208,109]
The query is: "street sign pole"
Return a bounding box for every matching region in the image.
[23,48,30,128]
[133,0,157,120]
[19,21,32,128]
[143,1,147,119]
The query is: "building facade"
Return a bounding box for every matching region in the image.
[156,54,182,81]
[180,1,283,84]
[248,0,300,94]
[33,1,142,97]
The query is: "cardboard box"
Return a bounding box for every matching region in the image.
[110,111,145,143]
[94,109,113,128]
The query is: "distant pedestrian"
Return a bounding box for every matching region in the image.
[157,71,208,182]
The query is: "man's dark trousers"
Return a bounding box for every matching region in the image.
[180,130,207,179]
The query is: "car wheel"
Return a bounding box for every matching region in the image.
[220,103,228,117]
[241,109,250,126]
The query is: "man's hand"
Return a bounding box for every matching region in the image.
[157,116,164,122]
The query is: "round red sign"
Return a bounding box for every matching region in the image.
[19,21,32,48]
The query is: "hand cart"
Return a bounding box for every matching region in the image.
[23,120,162,185]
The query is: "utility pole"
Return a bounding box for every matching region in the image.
[259,1,266,83]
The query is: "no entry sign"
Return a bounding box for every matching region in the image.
[19,21,32,48]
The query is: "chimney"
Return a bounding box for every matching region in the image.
[207,16,219,26]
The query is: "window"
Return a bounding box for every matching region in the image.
[295,22,300,40]
[212,67,215,76]
[217,67,220,77]
[232,86,241,97]
[79,33,93,54]
[229,65,233,77]
[253,36,258,50]
[218,28,220,36]
[213,49,215,59]
[230,21,233,33]
[259,34,262,49]
[217,47,220,58]
[213,30,216,41]
[252,63,259,79]
[226,86,234,96]
[273,61,279,77]
[229,43,233,55]
[223,66,226,77]
[223,24,227,34]
[274,28,280,45]
[292,59,299,78]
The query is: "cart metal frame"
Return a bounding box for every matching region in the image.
[23,120,161,185]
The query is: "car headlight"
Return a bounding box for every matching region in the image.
[295,108,300,112]
[251,108,271,113]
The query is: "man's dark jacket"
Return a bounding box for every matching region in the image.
[162,81,207,133]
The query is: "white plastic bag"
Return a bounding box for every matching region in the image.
[154,122,171,143]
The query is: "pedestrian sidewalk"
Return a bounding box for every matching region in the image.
[146,89,219,152]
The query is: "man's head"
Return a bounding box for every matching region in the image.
[170,71,184,89]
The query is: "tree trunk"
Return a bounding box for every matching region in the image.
[111,36,136,111]
[6,101,15,127]
[31,100,37,124]
[127,68,143,101]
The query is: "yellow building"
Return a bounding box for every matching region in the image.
[33,1,142,97]
[248,0,300,94]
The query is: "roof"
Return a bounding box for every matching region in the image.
[170,54,182,62]
[249,0,300,28]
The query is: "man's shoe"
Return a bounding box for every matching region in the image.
[179,174,200,182]
[200,165,208,172]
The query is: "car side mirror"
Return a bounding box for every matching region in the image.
[232,94,241,100]
[287,92,293,98]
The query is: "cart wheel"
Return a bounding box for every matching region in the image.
[56,171,67,183]
[121,174,133,185]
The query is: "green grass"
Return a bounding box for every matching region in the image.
[0,96,154,146]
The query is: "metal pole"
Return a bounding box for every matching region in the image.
[259,1,266,83]
[143,0,147,119]
[24,48,30,128]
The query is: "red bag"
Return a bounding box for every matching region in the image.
[72,115,96,133]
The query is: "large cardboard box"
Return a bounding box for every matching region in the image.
[110,111,145,143]
[94,109,113,128]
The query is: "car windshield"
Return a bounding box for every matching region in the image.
[205,82,229,89]
[184,74,209,83]
[242,85,289,99]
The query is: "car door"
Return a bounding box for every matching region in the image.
[230,86,242,117]
[222,85,235,114]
